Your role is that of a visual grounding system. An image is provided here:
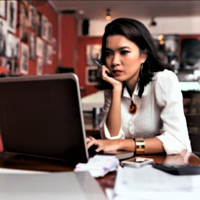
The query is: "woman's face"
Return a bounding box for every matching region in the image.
[105,35,147,86]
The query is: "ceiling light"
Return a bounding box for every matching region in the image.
[159,40,165,45]
[150,17,157,26]
[105,9,111,20]
[158,34,164,41]
[78,10,84,15]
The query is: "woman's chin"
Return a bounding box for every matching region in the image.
[114,76,125,82]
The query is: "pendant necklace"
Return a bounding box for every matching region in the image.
[126,85,137,114]
[129,100,137,114]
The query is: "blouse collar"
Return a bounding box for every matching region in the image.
[122,81,151,98]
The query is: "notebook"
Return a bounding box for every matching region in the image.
[0,73,133,165]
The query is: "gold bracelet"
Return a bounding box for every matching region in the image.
[134,138,145,154]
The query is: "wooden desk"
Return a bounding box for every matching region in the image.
[0,151,199,193]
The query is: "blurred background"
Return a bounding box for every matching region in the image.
[1,0,200,126]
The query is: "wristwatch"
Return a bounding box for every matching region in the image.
[134,138,145,154]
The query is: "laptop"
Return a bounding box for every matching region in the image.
[0,171,108,200]
[0,73,133,165]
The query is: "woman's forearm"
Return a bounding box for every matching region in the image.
[106,87,122,137]
[119,138,165,154]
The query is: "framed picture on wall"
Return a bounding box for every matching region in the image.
[20,43,29,74]
[86,66,98,85]
[47,22,52,41]
[86,44,101,66]
[37,57,43,75]
[7,0,17,33]
[6,33,19,59]
[0,18,7,56]
[52,38,57,54]
[43,42,47,65]
[29,5,36,30]
[20,3,28,43]
[42,15,48,41]
[29,32,36,60]
[13,37,19,60]
[0,0,6,18]
[36,11,42,37]
[47,44,52,65]
[36,37,43,57]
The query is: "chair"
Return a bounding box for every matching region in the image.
[185,114,200,157]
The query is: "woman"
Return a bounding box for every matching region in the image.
[87,18,191,155]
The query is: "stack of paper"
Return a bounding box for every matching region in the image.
[74,155,119,177]
[112,165,200,200]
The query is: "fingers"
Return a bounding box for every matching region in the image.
[86,136,95,143]
[102,65,111,80]
[101,65,122,90]
[86,138,91,144]
[87,139,120,153]
[87,138,97,149]
[87,139,105,153]
[96,145,104,152]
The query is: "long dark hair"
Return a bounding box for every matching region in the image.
[101,18,173,98]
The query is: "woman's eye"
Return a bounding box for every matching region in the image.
[121,50,129,55]
[105,51,112,57]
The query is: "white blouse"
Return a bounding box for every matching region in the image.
[100,69,192,155]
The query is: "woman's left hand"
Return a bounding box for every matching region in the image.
[87,138,122,153]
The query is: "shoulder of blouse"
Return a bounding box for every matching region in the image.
[153,69,182,107]
[153,69,177,82]
[152,69,179,91]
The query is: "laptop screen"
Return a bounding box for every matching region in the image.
[0,73,89,165]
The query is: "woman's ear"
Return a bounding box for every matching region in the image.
[141,49,148,63]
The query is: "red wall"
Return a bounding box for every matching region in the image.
[77,36,102,96]
[60,15,77,69]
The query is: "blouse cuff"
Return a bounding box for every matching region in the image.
[156,133,188,155]
[100,119,124,139]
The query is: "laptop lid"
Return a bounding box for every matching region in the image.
[0,171,107,200]
[0,73,89,165]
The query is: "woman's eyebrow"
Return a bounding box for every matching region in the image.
[105,46,131,51]
[118,46,131,50]
[105,47,112,51]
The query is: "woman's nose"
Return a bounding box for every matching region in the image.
[112,53,120,66]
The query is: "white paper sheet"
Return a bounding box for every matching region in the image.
[113,165,200,200]
[74,155,119,177]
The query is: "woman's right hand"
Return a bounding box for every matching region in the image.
[87,138,123,153]
[102,65,122,90]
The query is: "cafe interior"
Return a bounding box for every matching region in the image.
[0,2,199,148]
[0,1,199,198]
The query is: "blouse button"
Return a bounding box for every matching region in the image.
[129,126,134,133]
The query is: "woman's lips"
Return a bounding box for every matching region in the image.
[113,70,123,75]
